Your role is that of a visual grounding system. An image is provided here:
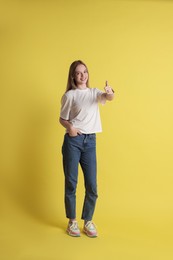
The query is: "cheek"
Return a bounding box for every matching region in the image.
[74,75,80,82]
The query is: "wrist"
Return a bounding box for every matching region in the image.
[67,124,73,132]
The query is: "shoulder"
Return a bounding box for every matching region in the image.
[87,87,100,92]
[61,90,75,104]
[90,88,104,95]
[62,90,74,99]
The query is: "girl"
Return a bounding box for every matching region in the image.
[59,60,114,237]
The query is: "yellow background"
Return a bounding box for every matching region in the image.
[0,0,173,259]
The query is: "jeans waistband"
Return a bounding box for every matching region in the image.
[65,133,95,137]
[81,133,95,136]
[80,134,96,139]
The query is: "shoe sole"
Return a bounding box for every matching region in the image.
[83,229,98,238]
[66,230,80,237]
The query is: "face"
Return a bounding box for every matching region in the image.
[74,64,88,87]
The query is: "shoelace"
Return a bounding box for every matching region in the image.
[85,221,96,230]
[70,221,79,230]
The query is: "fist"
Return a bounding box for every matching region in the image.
[104,80,114,94]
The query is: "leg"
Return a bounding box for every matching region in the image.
[62,134,81,219]
[80,134,98,221]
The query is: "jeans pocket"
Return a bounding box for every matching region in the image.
[67,134,79,138]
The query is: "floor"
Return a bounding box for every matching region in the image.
[1,194,173,260]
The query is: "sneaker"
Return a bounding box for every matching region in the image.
[66,220,80,237]
[83,221,98,237]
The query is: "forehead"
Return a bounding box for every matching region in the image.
[75,64,87,72]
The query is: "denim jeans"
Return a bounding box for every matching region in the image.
[62,133,98,221]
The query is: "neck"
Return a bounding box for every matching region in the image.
[77,84,87,90]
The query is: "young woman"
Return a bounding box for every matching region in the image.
[59,60,114,237]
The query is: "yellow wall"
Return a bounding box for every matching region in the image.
[1,0,173,259]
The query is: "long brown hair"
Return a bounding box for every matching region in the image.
[66,60,89,92]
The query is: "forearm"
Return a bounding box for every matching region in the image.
[59,117,72,131]
[59,117,81,136]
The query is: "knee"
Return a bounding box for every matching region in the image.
[65,179,77,194]
[86,185,98,198]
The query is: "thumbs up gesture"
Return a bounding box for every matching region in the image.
[104,80,114,94]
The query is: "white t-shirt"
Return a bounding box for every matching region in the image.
[60,88,106,134]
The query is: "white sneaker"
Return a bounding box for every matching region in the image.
[83,221,98,237]
[66,220,80,237]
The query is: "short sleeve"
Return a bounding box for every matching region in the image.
[60,94,72,120]
[95,88,106,105]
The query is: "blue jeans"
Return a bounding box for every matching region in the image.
[62,133,98,221]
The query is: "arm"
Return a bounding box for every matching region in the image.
[59,117,81,136]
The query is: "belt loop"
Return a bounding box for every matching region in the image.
[84,134,87,143]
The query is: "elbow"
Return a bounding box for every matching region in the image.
[59,117,64,124]
[59,117,68,125]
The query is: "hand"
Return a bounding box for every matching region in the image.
[104,80,114,94]
[67,125,82,137]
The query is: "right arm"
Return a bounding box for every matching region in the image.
[59,117,81,136]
